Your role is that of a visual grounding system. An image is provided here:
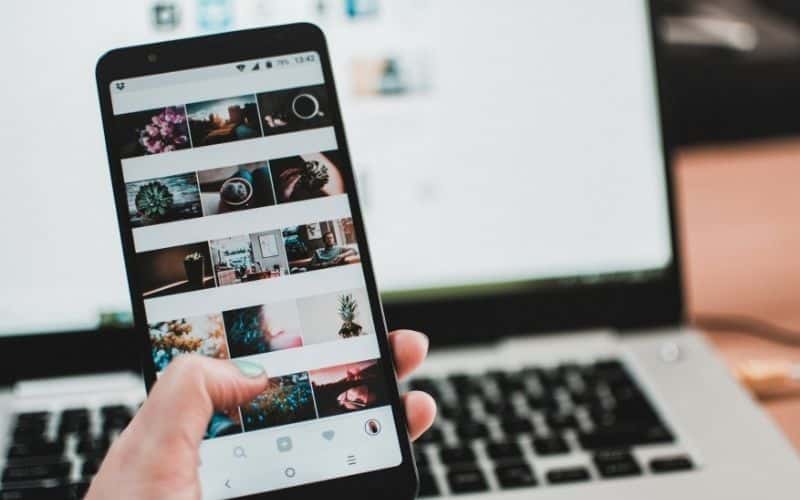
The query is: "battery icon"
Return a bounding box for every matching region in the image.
[265,60,273,69]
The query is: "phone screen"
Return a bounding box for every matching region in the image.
[108,51,402,498]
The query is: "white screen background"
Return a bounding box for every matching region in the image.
[0,0,671,334]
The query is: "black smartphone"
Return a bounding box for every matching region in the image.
[95,23,417,500]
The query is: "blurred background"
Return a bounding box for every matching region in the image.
[3,0,800,334]
[1,0,800,440]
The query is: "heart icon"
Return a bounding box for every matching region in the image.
[322,430,335,441]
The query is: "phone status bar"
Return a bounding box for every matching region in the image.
[110,51,321,95]
[235,52,318,74]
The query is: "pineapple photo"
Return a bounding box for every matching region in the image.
[337,293,364,338]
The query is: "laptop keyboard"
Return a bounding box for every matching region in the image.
[0,359,694,498]
[1,405,134,499]
[407,359,695,496]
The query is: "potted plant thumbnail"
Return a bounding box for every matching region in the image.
[135,181,174,222]
[337,294,363,338]
[184,252,206,288]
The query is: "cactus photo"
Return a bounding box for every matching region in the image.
[125,172,202,227]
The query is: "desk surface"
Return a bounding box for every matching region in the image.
[676,137,800,450]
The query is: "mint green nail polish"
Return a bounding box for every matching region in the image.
[233,360,265,378]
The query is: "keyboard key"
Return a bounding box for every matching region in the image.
[455,420,488,440]
[0,485,70,500]
[59,409,90,435]
[500,417,532,435]
[593,449,642,478]
[578,423,673,450]
[68,482,91,499]
[487,371,525,392]
[545,412,578,431]
[527,395,558,411]
[650,455,694,473]
[440,446,476,465]
[486,441,523,460]
[446,467,488,494]
[6,441,64,461]
[440,402,467,421]
[416,427,443,445]
[2,461,71,483]
[102,414,131,432]
[495,462,537,489]
[482,398,516,416]
[546,466,591,484]
[82,455,104,476]
[418,468,439,497]
[448,374,483,397]
[15,412,50,422]
[414,450,428,467]
[60,408,89,421]
[532,435,569,456]
[409,379,442,400]
[100,405,131,418]
[77,436,110,456]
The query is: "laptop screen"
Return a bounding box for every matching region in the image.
[0,0,671,335]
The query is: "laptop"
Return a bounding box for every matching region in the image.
[1,1,799,499]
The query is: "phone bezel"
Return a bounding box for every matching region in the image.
[95,23,418,500]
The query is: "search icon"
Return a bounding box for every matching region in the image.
[233,446,247,459]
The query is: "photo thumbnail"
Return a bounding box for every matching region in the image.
[137,242,216,298]
[207,409,243,439]
[222,300,303,357]
[115,105,190,159]
[125,172,202,227]
[149,313,230,371]
[310,360,388,417]
[298,288,374,345]
[208,229,288,286]
[197,162,276,216]
[240,372,317,431]
[269,151,346,204]
[186,94,261,146]
[257,84,332,136]
[282,218,360,274]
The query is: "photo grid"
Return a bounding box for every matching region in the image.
[115,84,332,160]
[123,150,346,229]
[147,287,381,439]
[124,80,385,441]
[135,217,358,299]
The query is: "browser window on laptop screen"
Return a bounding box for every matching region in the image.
[0,0,670,336]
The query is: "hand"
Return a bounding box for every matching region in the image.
[86,330,436,500]
[278,167,303,201]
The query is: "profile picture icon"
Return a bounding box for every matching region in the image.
[365,418,381,436]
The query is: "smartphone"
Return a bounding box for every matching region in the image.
[96,24,417,500]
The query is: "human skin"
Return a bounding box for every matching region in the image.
[86,329,436,500]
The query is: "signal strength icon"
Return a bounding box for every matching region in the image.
[252,62,260,71]
[236,63,246,72]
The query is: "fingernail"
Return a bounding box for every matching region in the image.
[233,360,266,378]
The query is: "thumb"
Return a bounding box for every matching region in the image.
[129,355,268,450]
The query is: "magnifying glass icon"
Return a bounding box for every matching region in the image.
[233,446,247,459]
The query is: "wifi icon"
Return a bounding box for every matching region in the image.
[236,63,246,72]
